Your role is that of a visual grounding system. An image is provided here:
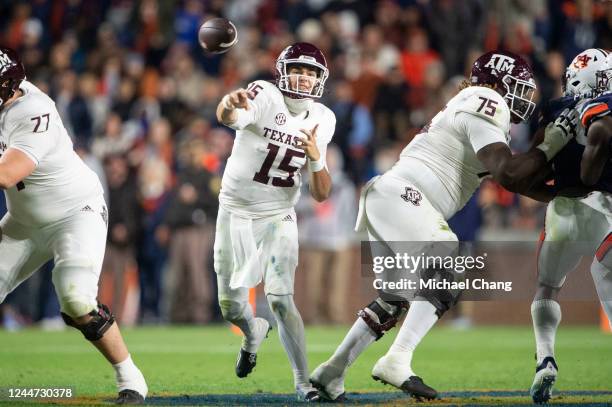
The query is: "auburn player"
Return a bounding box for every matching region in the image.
[214,42,336,402]
[310,50,578,401]
[0,48,147,404]
[530,48,612,404]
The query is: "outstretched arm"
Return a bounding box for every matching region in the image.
[477,143,550,194]
[216,88,253,126]
[477,108,577,195]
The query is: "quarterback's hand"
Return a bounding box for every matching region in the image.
[537,108,579,161]
[298,124,320,160]
[224,89,253,110]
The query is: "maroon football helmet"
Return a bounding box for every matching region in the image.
[0,47,25,109]
[470,50,536,123]
[275,42,329,99]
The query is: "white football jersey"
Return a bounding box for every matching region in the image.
[387,86,510,219]
[0,81,104,227]
[220,80,336,218]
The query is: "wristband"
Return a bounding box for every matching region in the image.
[309,157,325,172]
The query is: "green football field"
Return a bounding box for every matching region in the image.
[0,325,611,406]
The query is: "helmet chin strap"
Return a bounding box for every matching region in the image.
[283,95,313,115]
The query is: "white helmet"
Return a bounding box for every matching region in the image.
[595,52,612,95]
[564,48,610,97]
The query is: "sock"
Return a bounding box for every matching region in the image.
[234,305,259,353]
[113,354,148,397]
[388,301,438,354]
[268,295,310,389]
[531,299,562,363]
[328,318,377,371]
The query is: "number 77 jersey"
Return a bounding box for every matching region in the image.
[0,81,103,227]
[219,80,336,218]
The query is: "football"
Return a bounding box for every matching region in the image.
[198,18,238,54]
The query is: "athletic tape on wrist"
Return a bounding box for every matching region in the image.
[309,157,325,172]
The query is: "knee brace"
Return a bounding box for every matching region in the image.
[358,297,408,340]
[61,303,115,341]
[416,267,464,318]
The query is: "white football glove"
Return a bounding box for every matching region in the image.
[536,108,579,161]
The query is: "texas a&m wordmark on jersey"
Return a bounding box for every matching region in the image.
[0,81,103,227]
[388,86,510,219]
[220,80,336,217]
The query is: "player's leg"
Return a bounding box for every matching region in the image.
[371,196,457,400]
[591,219,612,324]
[591,256,612,323]
[530,197,589,404]
[0,215,51,304]
[261,211,318,401]
[313,177,451,400]
[49,198,146,404]
[214,207,270,378]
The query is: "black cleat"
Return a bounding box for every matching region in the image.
[373,374,438,401]
[310,378,347,403]
[235,318,272,378]
[297,388,321,402]
[400,376,438,401]
[115,389,144,405]
[236,348,258,378]
[530,356,558,404]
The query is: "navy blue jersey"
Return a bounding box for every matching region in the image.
[539,95,612,193]
[541,96,584,191]
[579,92,612,192]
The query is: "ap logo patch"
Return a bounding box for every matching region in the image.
[484,54,515,75]
[0,51,15,76]
[401,187,422,206]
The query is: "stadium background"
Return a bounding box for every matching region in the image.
[2,1,612,405]
[0,0,611,330]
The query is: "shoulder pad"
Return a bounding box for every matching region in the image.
[455,86,510,132]
[248,80,280,99]
[5,94,49,124]
[581,93,612,126]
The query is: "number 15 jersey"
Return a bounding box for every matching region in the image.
[220,80,336,218]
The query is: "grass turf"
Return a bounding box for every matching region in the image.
[0,325,610,405]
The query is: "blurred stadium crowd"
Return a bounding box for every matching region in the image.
[1,0,611,327]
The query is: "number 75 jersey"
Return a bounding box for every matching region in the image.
[0,81,103,227]
[219,80,336,218]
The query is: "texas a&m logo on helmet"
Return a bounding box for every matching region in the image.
[471,50,536,123]
[0,47,25,108]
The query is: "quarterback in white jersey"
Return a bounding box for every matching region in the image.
[311,50,577,401]
[214,42,335,402]
[0,48,147,405]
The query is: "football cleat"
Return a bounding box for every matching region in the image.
[296,386,321,402]
[235,317,271,378]
[310,361,347,402]
[115,389,144,405]
[530,356,558,404]
[372,352,437,401]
